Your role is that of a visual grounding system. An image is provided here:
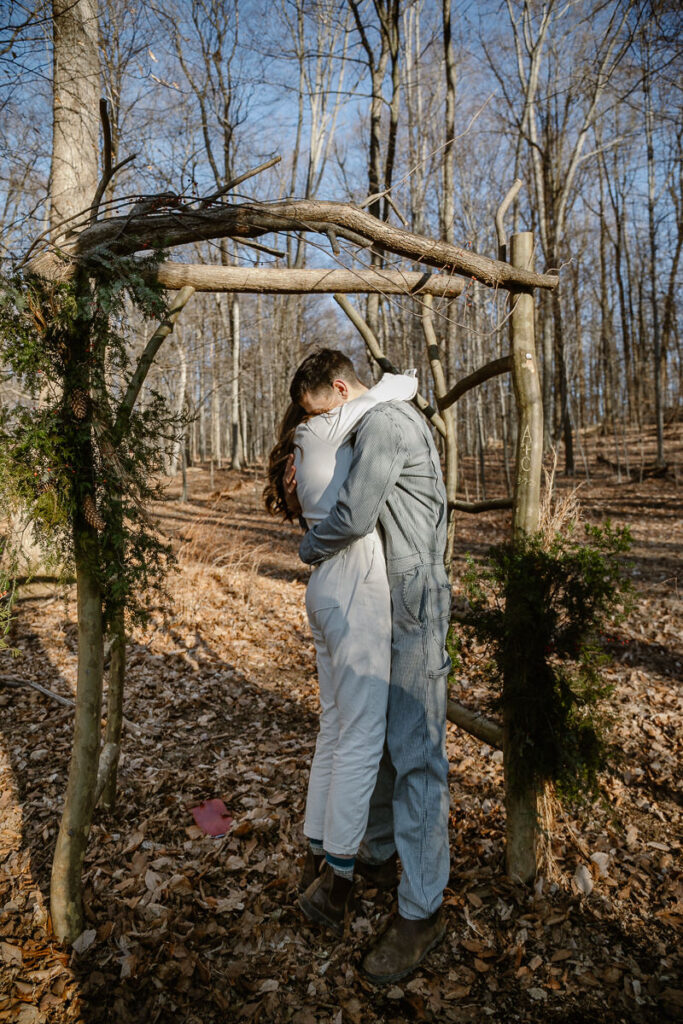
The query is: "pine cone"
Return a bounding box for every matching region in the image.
[83,494,105,531]
[70,389,89,420]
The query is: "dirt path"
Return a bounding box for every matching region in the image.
[0,444,681,1023]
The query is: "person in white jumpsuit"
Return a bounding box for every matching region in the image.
[293,371,417,883]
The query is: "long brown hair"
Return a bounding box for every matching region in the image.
[263,401,308,520]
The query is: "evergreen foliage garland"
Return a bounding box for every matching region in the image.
[0,254,181,638]
[462,523,633,800]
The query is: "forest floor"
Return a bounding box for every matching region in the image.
[0,424,681,1024]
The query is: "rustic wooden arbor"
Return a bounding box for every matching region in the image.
[29,160,558,941]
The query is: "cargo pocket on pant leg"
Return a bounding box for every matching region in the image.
[427,579,452,679]
[396,566,426,629]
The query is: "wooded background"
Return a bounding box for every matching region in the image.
[1,0,681,482]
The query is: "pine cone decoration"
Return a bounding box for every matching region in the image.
[83,494,105,531]
[70,389,89,420]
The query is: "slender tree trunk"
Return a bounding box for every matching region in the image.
[50,519,103,942]
[168,332,187,475]
[211,336,221,468]
[598,167,615,433]
[230,295,243,470]
[422,295,456,566]
[50,274,104,943]
[507,232,543,883]
[100,604,124,809]
[441,0,459,554]
[644,41,665,467]
[49,0,102,946]
[609,180,634,423]
[551,274,574,474]
[541,292,553,449]
[181,441,188,502]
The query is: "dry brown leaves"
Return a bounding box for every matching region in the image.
[0,428,681,1023]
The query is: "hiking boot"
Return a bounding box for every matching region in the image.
[355,851,399,891]
[361,909,447,985]
[299,848,325,892]
[298,864,354,937]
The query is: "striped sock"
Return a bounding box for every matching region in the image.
[309,839,324,856]
[326,853,355,880]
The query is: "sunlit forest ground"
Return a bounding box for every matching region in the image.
[0,423,680,1024]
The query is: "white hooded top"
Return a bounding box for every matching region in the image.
[293,372,418,528]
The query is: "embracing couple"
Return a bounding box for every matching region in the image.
[264,348,451,986]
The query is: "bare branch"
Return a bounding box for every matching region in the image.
[199,156,282,207]
[235,238,286,259]
[0,675,74,707]
[438,356,514,410]
[495,178,523,258]
[89,99,137,226]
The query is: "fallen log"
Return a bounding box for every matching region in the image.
[447,698,503,749]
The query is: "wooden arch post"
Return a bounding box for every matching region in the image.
[510,232,543,536]
[505,230,544,882]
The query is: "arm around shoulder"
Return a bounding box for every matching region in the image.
[299,405,407,565]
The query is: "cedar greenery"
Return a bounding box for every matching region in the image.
[0,255,180,639]
[462,523,633,800]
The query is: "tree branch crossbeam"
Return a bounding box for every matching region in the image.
[28,200,560,293]
[154,263,466,296]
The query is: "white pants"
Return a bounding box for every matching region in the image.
[303,530,391,857]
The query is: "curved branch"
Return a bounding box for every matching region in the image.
[28,199,560,292]
[495,178,523,259]
[89,99,137,225]
[438,355,513,410]
[112,286,195,445]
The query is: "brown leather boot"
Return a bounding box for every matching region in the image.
[298,864,354,937]
[361,909,446,985]
[299,848,325,892]
[354,851,399,891]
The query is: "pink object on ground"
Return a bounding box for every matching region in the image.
[191,798,233,837]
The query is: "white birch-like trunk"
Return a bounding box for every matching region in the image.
[230,296,243,470]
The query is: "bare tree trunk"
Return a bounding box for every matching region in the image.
[598,161,615,433]
[99,606,124,809]
[422,295,457,566]
[441,0,459,557]
[50,515,103,942]
[50,0,100,236]
[181,442,188,502]
[230,295,243,470]
[168,332,187,475]
[553,283,574,475]
[211,335,221,468]
[347,0,398,339]
[644,47,665,467]
[506,231,543,883]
